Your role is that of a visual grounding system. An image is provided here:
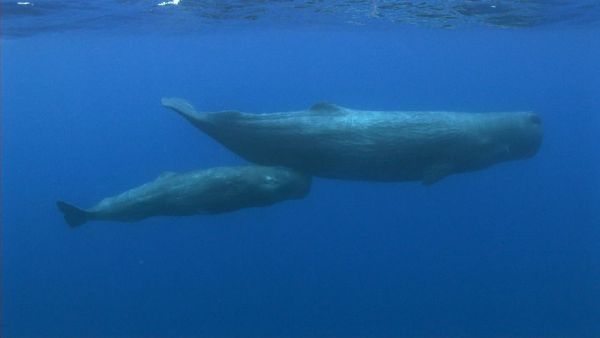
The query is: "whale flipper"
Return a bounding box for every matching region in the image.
[57,201,90,227]
[161,97,206,126]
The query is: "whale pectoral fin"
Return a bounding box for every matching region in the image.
[309,102,343,113]
[161,97,206,126]
[56,201,90,227]
[422,164,452,185]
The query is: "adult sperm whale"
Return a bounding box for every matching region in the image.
[162,98,542,184]
[57,166,311,227]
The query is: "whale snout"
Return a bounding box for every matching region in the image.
[526,112,543,155]
[261,168,312,200]
[280,172,312,199]
[510,112,543,159]
[528,113,542,127]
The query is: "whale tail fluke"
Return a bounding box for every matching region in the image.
[56,201,90,227]
[161,97,206,127]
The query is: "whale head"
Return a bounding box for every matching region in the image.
[468,111,543,171]
[259,167,312,200]
[502,111,543,160]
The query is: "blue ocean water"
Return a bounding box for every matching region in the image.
[2,1,600,337]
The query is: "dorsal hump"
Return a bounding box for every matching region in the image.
[309,102,343,113]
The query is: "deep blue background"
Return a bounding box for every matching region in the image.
[3,26,600,337]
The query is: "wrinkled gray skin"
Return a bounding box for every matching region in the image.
[57,166,311,227]
[162,98,543,184]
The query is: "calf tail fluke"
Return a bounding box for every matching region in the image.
[56,201,90,227]
[161,97,206,126]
